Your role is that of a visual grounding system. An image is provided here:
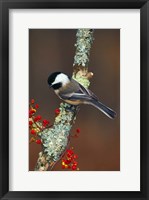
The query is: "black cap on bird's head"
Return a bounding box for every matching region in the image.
[47,72,61,85]
[47,72,70,90]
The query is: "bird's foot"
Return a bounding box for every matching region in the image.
[65,105,80,114]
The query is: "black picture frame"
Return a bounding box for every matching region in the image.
[0,0,148,199]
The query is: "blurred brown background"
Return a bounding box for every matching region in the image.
[29,29,120,171]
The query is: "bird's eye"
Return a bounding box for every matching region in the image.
[52,83,62,89]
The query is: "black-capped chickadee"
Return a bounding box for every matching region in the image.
[47,72,116,119]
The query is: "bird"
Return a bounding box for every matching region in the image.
[47,72,116,119]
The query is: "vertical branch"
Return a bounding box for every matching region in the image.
[34,29,94,171]
[74,29,94,67]
[73,29,94,86]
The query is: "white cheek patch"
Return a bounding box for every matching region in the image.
[52,73,70,86]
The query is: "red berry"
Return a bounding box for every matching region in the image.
[65,159,71,164]
[42,119,49,127]
[35,104,39,109]
[55,108,60,115]
[67,154,71,158]
[34,115,42,122]
[67,150,74,158]
[31,99,35,104]
[67,149,73,155]
[73,154,78,159]
[37,115,41,120]
[36,139,42,144]
[34,117,38,122]
[72,165,77,170]
[29,121,33,126]
[76,128,80,133]
[73,161,78,166]
[29,109,36,117]
[30,129,36,135]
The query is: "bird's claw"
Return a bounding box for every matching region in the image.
[65,105,80,115]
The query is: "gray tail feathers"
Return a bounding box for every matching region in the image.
[90,99,116,119]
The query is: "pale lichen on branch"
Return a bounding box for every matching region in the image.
[73,29,94,67]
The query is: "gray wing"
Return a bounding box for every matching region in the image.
[59,78,98,101]
[58,78,116,119]
[78,81,99,101]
